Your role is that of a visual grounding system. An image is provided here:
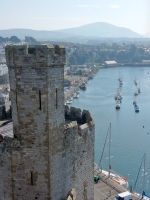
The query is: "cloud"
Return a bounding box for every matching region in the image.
[77,5,100,8]
[110,5,120,9]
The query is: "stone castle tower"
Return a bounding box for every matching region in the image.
[1,45,95,200]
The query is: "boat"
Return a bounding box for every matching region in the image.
[133,100,137,105]
[88,75,94,80]
[119,81,123,87]
[114,86,123,100]
[72,93,77,98]
[116,101,121,109]
[79,83,86,90]
[116,96,122,101]
[66,100,72,104]
[134,77,137,85]
[138,81,141,93]
[101,170,128,188]
[135,105,140,112]
[134,91,138,96]
[68,97,73,101]
[133,153,149,199]
[118,71,123,84]
[96,123,128,189]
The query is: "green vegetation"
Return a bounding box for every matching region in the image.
[66,43,150,66]
[25,36,40,44]
[0,36,21,43]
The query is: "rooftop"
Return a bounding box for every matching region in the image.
[0,121,13,138]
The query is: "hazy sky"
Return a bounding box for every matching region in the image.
[0,0,150,34]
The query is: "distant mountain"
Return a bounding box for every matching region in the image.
[59,22,142,38]
[0,29,73,41]
[0,22,142,41]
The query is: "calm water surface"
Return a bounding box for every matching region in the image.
[71,66,150,194]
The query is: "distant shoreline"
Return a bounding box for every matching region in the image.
[104,63,150,67]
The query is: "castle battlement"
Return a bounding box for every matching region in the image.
[5,45,66,67]
[1,45,95,200]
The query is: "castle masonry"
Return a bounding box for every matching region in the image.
[0,45,95,200]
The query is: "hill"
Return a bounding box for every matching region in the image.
[59,22,142,38]
[0,22,142,41]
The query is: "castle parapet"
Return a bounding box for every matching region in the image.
[5,45,66,67]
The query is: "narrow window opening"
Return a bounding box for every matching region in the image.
[16,92,17,104]
[31,172,33,185]
[39,90,41,110]
[56,88,58,109]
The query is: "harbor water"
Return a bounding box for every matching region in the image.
[71,66,150,195]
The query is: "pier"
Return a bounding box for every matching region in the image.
[94,171,140,200]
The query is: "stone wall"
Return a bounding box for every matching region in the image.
[75,121,95,200]
[0,74,8,85]
[0,138,13,200]
[5,45,66,199]
[3,45,95,200]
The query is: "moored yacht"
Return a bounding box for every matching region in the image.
[66,100,72,104]
[135,105,140,112]
[116,101,121,109]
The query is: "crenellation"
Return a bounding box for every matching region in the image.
[5,45,66,68]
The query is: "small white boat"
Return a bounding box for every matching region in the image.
[115,94,123,100]
[116,96,122,101]
[72,93,77,98]
[116,101,121,109]
[66,100,72,104]
[68,97,73,101]
[101,170,128,189]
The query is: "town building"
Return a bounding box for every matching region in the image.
[0,45,95,200]
[104,61,118,66]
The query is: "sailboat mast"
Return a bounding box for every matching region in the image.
[98,125,110,169]
[108,123,111,177]
[143,153,146,193]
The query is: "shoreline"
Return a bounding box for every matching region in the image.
[64,66,101,102]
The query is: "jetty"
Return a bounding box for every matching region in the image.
[94,171,140,200]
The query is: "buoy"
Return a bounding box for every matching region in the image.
[143,126,144,128]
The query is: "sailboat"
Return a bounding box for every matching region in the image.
[114,84,123,100]
[133,97,137,105]
[134,85,138,96]
[97,123,128,188]
[116,101,121,109]
[133,153,150,199]
[138,81,141,93]
[118,71,123,86]
[134,76,137,85]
